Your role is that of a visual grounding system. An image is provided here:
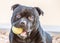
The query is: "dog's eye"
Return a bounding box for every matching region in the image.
[16,14,21,19]
[28,16,34,21]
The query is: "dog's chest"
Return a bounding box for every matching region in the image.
[17,39,35,43]
[26,38,34,43]
[14,35,35,43]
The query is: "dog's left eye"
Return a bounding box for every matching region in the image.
[28,16,34,21]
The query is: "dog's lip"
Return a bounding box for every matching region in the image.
[21,30,27,34]
[20,31,27,38]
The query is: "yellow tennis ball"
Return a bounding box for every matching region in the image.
[12,26,23,34]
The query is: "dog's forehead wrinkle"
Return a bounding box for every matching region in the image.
[13,5,33,13]
[20,11,34,18]
[13,6,35,17]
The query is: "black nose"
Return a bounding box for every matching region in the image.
[20,22,25,25]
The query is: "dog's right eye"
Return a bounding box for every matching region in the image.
[16,14,21,19]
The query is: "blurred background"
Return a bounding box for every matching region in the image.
[0,0,60,43]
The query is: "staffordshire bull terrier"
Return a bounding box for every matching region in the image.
[9,4,52,43]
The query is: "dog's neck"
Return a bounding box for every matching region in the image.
[30,29,43,42]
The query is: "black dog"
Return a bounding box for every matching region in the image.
[9,4,52,43]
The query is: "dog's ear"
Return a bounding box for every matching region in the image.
[11,4,20,11]
[35,7,44,16]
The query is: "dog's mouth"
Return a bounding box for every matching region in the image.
[19,31,27,39]
[12,26,28,39]
[18,29,30,39]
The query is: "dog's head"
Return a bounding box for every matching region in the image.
[11,4,44,39]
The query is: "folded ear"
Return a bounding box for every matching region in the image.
[35,7,44,16]
[11,4,20,11]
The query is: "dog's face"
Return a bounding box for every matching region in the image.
[11,4,44,39]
